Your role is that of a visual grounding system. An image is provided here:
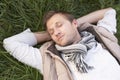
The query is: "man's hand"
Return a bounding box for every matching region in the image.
[34,31,51,43]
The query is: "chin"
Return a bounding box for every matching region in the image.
[57,42,66,47]
[59,42,72,47]
[58,44,66,47]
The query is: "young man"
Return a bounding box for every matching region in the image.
[3,8,120,80]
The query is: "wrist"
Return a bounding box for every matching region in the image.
[34,31,51,43]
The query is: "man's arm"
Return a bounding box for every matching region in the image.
[3,29,44,74]
[77,7,113,26]
[34,31,51,43]
[34,8,113,43]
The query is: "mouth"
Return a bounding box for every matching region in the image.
[58,35,64,41]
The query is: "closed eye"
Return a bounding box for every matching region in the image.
[56,22,62,28]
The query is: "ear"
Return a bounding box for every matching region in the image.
[72,19,78,28]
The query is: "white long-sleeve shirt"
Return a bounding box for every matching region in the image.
[3,9,120,80]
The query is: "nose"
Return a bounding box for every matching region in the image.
[54,28,61,37]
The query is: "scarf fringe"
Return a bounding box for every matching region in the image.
[56,31,97,73]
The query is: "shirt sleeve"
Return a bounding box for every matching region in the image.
[97,9,117,34]
[3,28,43,74]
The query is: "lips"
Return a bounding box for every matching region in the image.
[57,35,64,41]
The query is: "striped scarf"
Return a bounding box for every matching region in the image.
[55,31,97,73]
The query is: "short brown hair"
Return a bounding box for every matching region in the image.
[43,10,75,29]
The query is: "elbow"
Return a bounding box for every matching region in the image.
[3,38,14,53]
[3,38,9,51]
[3,38,8,47]
[107,7,116,13]
[106,7,114,10]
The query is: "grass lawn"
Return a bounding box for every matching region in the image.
[0,0,120,80]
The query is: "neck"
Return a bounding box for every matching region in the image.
[73,33,81,44]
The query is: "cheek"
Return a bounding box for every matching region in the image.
[51,36,57,42]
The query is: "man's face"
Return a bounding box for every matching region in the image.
[46,14,80,46]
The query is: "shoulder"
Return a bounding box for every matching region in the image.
[39,41,54,51]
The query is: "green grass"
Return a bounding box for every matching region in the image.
[0,0,120,80]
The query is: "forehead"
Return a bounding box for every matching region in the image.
[46,14,67,28]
